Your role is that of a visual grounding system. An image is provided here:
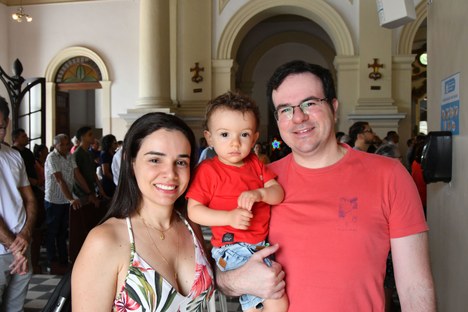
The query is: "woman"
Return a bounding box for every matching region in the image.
[72,113,214,311]
[99,134,117,197]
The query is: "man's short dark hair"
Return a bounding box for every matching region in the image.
[11,128,26,142]
[266,60,337,112]
[386,130,399,142]
[76,126,92,141]
[348,121,369,147]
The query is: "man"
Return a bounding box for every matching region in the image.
[348,121,375,152]
[72,126,106,204]
[386,130,400,145]
[0,96,37,311]
[44,134,91,272]
[12,128,39,188]
[217,61,436,311]
[12,129,45,274]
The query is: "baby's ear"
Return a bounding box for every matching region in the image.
[253,132,260,145]
[203,130,212,146]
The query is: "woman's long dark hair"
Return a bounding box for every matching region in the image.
[102,112,197,221]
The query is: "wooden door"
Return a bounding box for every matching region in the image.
[56,91,70,137]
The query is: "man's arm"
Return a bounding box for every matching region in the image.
[94,173,109,199]
[10,185,37,253]
[216,244,286,298]
[53,171,81,210]
[391,232,436,312]
[73,168,99,207]
[73,168,92,195]
[0,217,16,249]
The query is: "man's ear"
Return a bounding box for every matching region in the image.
[203,130,212,146]
[332,98,339,117]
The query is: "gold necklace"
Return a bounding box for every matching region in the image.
[139,212,175,240]
[140,215,179,281]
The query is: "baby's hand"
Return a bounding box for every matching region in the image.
[229,207,253,230]
[238,189,262,211]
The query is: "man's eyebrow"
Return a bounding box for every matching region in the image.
[276,96,320,109]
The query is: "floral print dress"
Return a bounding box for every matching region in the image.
[114,212,214,312]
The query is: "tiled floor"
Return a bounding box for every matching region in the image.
[24,274,62,311]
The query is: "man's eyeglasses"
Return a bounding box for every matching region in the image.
[362,128,373,134]
[274,98,328,121]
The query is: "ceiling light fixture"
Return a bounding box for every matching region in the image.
[12,3,32,23]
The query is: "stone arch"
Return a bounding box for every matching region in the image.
[398,2,427,54]
[241,31,336,85]
[44,46,111,146]
[217,0,354,59]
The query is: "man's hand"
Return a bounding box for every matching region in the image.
[70,198,82,210]
[217,244,286,299]
[228,208,253,230]
[9,232,30,255]
[9,251,29,275]
[237,189,262,210]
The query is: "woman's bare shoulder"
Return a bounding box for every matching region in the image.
[81,217,129,257]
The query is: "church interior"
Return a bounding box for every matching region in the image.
[0,0,467,311]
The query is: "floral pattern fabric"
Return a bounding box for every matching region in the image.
[114,212,214,311]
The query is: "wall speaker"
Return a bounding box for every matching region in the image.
[376,0,416,29]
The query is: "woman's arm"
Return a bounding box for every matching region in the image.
[72,222,124,311]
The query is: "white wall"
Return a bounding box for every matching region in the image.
[4,0,139,121]
[426,1,468,311]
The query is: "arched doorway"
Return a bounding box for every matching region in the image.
[213,0,354,147]
[54,56,103,139]
[399,2,428,136]
[235,16,337,142]
[44,47,111,146]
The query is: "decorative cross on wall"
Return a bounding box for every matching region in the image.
[190,62,204,83]
[368,58,383,80]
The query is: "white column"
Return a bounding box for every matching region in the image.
[211,59,234,97]
[137,0,171,108]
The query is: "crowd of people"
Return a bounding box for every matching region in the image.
[1,60,436,312]
[0,94,123,310]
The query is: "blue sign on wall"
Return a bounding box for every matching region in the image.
[440,73,460,135]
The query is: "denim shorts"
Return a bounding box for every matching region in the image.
[212,241,268,310]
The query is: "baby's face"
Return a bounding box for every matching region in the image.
[205,108,259,167]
